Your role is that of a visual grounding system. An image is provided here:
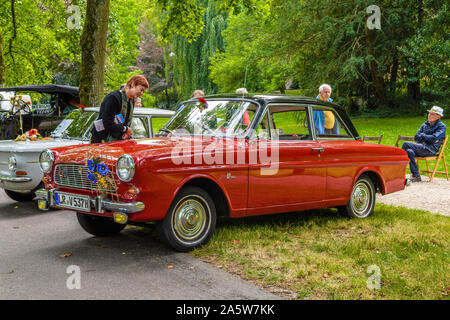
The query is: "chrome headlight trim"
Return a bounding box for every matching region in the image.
[8,155,17,172]
[39,149,54,173]
[116,154,135,182]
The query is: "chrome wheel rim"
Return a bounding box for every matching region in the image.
[172,196,209,243]
[351,181,372,217]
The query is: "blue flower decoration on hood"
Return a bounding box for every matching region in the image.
[88,172,97,183]
[87,159,95,172]
[97,162,109,176]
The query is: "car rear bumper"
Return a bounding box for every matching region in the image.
[35,188,145,214]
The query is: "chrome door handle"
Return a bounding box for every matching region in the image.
[311,147,324,157]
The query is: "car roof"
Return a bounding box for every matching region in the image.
[200,93,342,109]
[186,93,359,138]
[84,107,174,116]
[0,84,79,96]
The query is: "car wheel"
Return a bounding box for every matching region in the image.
[76,213,126,237]
[157,186,216,252]
[338,175,375,218]
[4,189,37,202]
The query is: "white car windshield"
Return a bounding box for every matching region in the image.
[51,110,97,140]
[160,100,256,137]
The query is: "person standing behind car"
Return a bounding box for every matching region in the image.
[135,97,142,108]
[313,84,338,135]
[176,89,205,111]
[91,75,149,143]
[235,88,250,126]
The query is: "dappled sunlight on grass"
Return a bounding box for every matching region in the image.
[192,204,450,300]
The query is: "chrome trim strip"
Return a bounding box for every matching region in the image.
[0,175,32,182]
[102,199,145,214]
[405,178,411,187]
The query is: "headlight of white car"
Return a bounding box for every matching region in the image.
[8,155,17,172]
[116,154,135,182]
[39,149,54,173]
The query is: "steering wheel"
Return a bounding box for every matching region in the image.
[11,99,32,116]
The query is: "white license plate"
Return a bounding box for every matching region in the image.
[54,192,90,212]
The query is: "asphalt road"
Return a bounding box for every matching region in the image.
[0,189,280,300]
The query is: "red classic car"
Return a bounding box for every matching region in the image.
[37,95,410,251]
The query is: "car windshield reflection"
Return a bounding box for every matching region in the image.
[51,110,97,140]
[160,100,256,137]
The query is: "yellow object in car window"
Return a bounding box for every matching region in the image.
[324,111,335,129]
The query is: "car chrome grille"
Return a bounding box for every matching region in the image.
[54,164,117,193]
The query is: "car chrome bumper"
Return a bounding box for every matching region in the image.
[0,174,32,182]
[35,188,145,214]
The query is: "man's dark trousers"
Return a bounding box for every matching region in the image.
[402,142,435,177]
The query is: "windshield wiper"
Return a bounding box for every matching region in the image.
[158,128,173,136]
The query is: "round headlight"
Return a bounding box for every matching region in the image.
[116,154,135,182]
[8,155,17,172]
[39,149,54,173]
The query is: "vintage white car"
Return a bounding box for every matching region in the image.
[0,107,174,202]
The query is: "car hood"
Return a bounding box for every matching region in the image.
[54,136,229,165]
[0,138,87,153]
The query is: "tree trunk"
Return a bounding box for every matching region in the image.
[407,0,423,102]
[79,0,110,107]
[389,52,398,93]
[365,29,387,107]
[0,31,6,86]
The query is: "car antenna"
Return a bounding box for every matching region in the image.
[243,63,248,95]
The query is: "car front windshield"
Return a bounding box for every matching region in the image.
[51,110,97,140]
[161,100,255,137]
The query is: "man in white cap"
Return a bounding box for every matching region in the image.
[402,106,446,182]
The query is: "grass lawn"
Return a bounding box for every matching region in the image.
[191,204,450,300]
[352,117,449,179]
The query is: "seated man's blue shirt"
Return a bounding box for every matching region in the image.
[414,119,446,154]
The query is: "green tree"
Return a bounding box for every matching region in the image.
[209,8,290,93]
[151,0,262,43]
[104,0,147,91]
[251,0,449,112]
[170,0,227,99]
[0,0,82,86]
[0,31,5,86]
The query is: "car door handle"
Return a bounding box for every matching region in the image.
[311,147,324,157]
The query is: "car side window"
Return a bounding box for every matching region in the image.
[151,117,171,136]
[253,110,272,140]
[130,117,149,138]
[312,106,351,138]
[268,105,311,141]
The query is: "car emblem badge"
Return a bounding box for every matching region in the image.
[226,173,235,180]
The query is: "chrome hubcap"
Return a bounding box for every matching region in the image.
[351,182,371,216]
[173,198,207,242]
